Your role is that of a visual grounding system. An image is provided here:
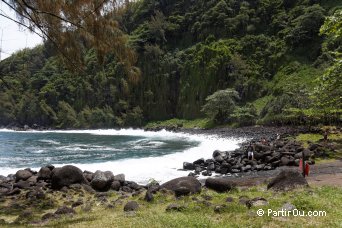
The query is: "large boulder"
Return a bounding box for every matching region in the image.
[205,178,236,192]
[37,167,52,181]
[267,169,308,191]
[51,165,88,190]
[15,170,33,182]
[90,171,114,191]
[160,176,201,196]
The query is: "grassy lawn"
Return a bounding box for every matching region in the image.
[1,185,342,227]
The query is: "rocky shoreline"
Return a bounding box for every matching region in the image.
[182,134,325,177]
[0,162,309,225]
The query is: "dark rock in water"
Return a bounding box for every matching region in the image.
[183,162,195,170]
[267,169,308,191]
[207,162,215,171]
[161,176,201,195]
[166,204,186,212]
[110,181,121,191]
[15,170,33,182]
[193,158,205,165]
[38,167,52,181]
[212,150,222,158]
[201,170,212,176]
[55,206,76,215]
[194,166,203,174]
[51,165,88,190]
[124,201,139,212]
[214,155,224,163]
[205,178,236,192]
[90,170,114,191]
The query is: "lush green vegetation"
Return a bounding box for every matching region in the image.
[0,0,341,128]
[1,186,342,227]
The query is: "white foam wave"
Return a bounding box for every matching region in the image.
[38,139,61,145]
[60,134,244,184]
[0,129,246,184]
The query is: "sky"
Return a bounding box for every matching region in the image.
[0,2,43,60]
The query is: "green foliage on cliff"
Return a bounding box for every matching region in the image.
[0,0,341,128]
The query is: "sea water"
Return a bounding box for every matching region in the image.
[0,129,244,184]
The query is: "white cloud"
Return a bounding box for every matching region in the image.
[0,2,43,60]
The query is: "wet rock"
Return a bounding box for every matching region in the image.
[51,165,88,190]
[205,178,236,192]
[124,201,139,212]
[193,158,205,165]
[201,170,212,176]
[183,162,195,170]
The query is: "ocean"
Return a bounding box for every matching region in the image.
[0,129,244,184]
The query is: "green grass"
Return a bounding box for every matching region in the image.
[1,186,342,227]
[296,131,342,163]
[145,118,214,129]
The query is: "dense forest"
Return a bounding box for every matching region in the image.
[0,0,341,129]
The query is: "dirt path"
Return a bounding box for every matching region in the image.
[222,160,342,188]
[307,160,342,187]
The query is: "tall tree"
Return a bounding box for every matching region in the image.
[1,0,139,80]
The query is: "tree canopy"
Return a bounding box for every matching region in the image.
[1,0,138,77]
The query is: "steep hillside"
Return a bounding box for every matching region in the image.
[0,0,341,128]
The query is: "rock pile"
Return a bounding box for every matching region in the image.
[183,138,323,176]
[0,165,145,197]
